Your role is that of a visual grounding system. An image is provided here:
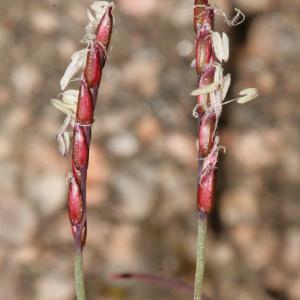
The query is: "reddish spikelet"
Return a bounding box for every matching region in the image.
[76,79,94,124]
[198,112,216,157]
[84,45,102,89]
[96,7,113,48]
[197,145,218,212]
[69,5,113,250]
[72,124,89,169]
[194,1,218,214]
[68,177,84,225]
[197,170,216,213]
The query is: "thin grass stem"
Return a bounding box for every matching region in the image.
[194,212,208,300]
[75,251,86,300]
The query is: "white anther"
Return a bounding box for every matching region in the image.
[223,88,259,105]
[212,31,229,63]
[60,49,87,91]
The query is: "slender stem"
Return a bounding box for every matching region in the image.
[75,251,86,300]
[194,212,208,300]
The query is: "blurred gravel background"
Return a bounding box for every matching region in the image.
[0,0,300,299]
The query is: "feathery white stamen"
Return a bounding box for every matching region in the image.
[191,82,219,96]
[56,114,74,156]
[223,88,259,105]
[51,89,79,116]
[61,89,79,106]
[212,32,229,63]
[237,88,259,104]
[60,49,87,90]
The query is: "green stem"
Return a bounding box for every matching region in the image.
[194,212,208,300]
[75,251,86,300]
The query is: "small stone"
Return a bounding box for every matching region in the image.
[220,189,259,226]
[30,9,59,34]
[256,70,276,94]
[281,228,300,273]
[247,14,299,63]
[0,85,10,106]
[230,224,255,250]
[210,242,235,266]
[122,55,160,97]
[68,3,86,23]
[26,170,67,217]
[13,246,39,264]
[3,106,31,134]
[288,276,300,300]
[119,0,159,18]
[106,224,142,270]
[11,63,41,96]
[0,161,20,193]
[262,267,287,293]
[235,0,275,13]
[56,38,77,60]
[35,270,73,300]
[23,138,68,216]
[164,133,197,166]
[106,132,139,158]
[177,39,193,57]
[113,172,153,220]
[135,115,161,143]
[0,271,23,300]
[87,145,110,206]
[246,230,278,270]
[0,136,13,159]
[0,193,37,245]
[232,131,275,172]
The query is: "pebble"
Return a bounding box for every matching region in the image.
[23,137,68,217]
[288,276,300,300]
[135,115,162,143]
[232,131,275,172]
[87,145,110,206]
[235,0,275,13]
[220,189,259,226]
[0,160,20,193]
[11,63,41,96]
[0,135,13,159]
[113,171,154,220]
[0,193,37,245]
[106,132,140,158]
[35,270,73,300]
[30,9,58,34]
[119,0,159,18]
[164,133,197,166]
[106,224,142,271]
[247,14,300,63]
[177,39,193,57]
[262,267,287,293]
[26,170,67,217]
[0,85,9,106]
[56,38,76,60]
[121,56,160,97]
[281,228,300,273]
